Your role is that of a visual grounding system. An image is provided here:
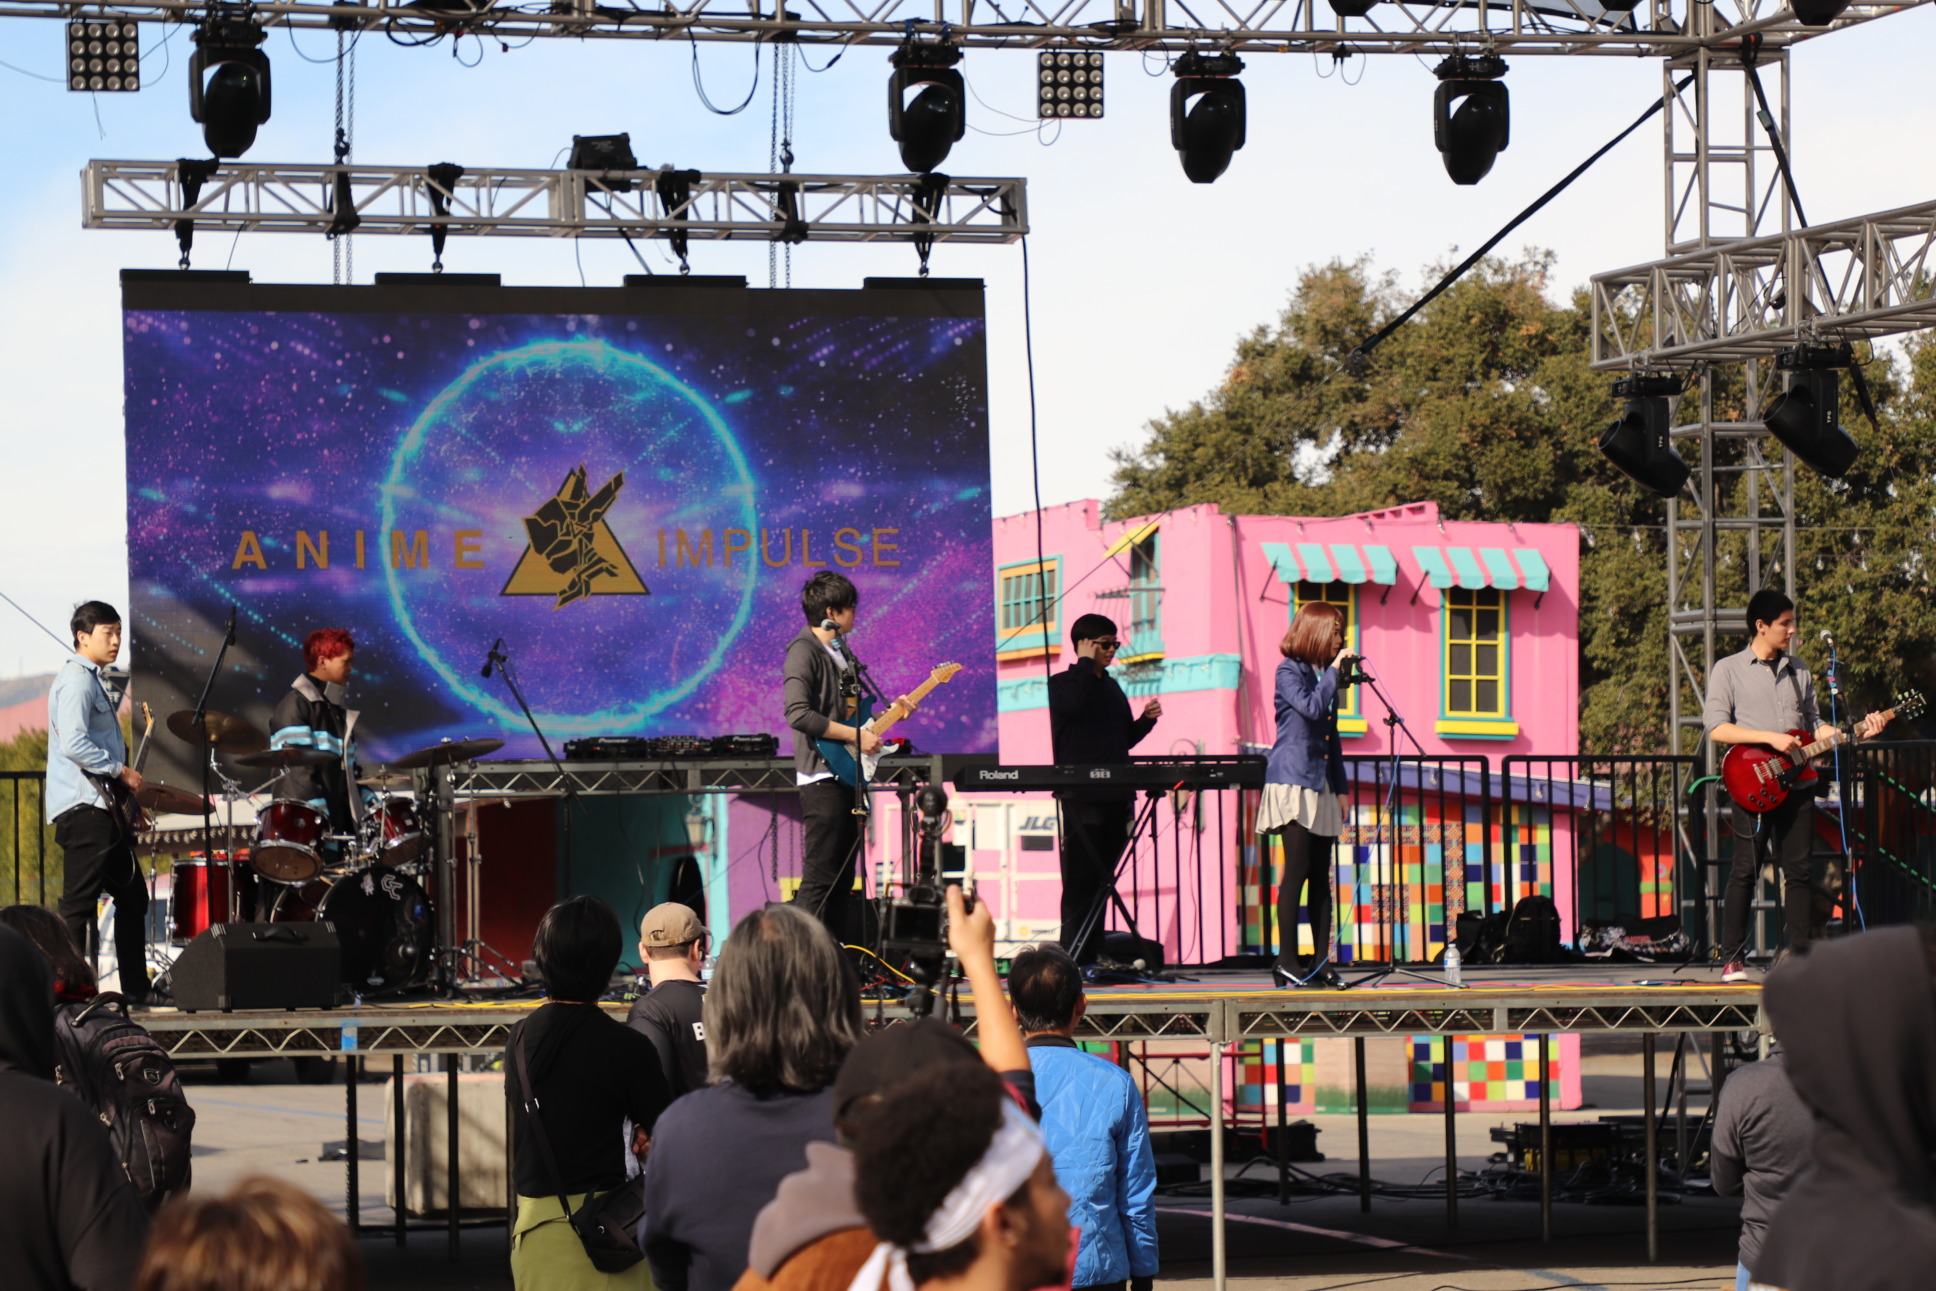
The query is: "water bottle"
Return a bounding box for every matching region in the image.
[1444,942,1463,987]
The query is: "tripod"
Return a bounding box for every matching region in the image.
[1338,666,1461,990]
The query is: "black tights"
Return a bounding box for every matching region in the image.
[1273,820,1334,972]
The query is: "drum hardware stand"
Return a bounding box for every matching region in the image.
[187,605,239,906]
[447,797,527,986]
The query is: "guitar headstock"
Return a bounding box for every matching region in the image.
[931,662,962,685]
[140,700,153,730]
[1893,689,1927,723]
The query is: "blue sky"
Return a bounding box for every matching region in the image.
[2,10,1933,678]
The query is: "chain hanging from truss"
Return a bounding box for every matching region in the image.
[330,30,355,284]
[769,41,796,289]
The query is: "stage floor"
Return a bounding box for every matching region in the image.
[136,962,1761,1060]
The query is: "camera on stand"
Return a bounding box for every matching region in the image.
[878,784,970,1017]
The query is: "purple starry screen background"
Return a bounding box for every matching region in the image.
[122,279,996,786]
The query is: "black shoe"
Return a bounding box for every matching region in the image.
[1310,967,1344,989]
[1270,962,1300,989]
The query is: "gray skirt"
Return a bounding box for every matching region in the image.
[1255,782,1345,838]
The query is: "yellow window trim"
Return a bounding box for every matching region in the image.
[1338,716,1369,737]
[1116,650,1165,666]
[1435,718,1521,739]
[996,645,1058,663]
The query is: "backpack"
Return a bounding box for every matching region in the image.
[53,993,196,1210]
[1500,896,1565,964]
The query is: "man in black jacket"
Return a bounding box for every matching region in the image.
[1048,614,1161,966]
[0,923,149,1291]
[782,572,882,942]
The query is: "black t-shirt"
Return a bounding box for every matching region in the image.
[505,1002,673,1198]
[625,978,709,1099]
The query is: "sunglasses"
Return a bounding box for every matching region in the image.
[1093,639,1122,650]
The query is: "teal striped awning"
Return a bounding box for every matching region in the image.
[1260,541,1399,586]
[1410,545,1551,592]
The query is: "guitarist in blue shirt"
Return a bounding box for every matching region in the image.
[782,572,885,941]
[44,601,150,1001]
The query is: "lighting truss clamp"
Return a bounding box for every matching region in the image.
[82,160,1028,245]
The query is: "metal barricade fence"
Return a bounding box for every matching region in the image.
[1501,756,1698,949]
[0,770,52,907]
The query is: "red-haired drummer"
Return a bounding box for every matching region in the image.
[269,628,361,837]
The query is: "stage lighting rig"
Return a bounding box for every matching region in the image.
[1329,0,1378,16]
[68,20,140,93]
[1765,343,1859,478]
[889,40,965,174]
[189,15,272,159]
[1170,51,1246,184]
[1598,374,1689,498]
[1790,0,1852,24]
[1038,51,1104,120]
[570,134,640,193]
[1432,52,1509,185]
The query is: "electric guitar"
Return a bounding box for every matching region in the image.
[1721,689,1923,813]
[85,700,155,840]
[815,662,962,788]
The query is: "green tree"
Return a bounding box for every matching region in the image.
[1106,253,1936,752]
[0,726,60,905]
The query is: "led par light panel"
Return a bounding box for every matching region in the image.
[68,20,140,93]
[1038,51,1104,120]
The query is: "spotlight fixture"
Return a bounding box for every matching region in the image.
[67,20,140,93]
[1170,52,1246,185]
[1765,343,1859,477]
[1598,375,1689,498]
[1789,0,1851,24]
[189,17,271,159]
[1037,51,1104,120]
[889,42,965,174]
[570,134,640,193]
[1433,52,1509,185]
[1329,0,1378,16]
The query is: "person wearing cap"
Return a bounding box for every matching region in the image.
[627,902,711,1099]
[732,888,1035,1291]
[851,1062,1071,1291]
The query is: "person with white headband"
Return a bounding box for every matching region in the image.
[850,1063,1073,1291]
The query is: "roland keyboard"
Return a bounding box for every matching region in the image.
[953,757,1266,792]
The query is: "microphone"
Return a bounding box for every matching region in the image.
[1338,654,1373,687]
[480,638,505,678]
[1819,629,1836,647]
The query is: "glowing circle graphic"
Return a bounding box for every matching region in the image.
[380,336,758,733]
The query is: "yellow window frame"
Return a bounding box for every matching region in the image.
[1443,585,1508,719]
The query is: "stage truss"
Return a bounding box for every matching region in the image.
[10,0,1920,53]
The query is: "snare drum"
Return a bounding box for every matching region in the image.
[170,854,239,943]
[369,798,427,867]
[253,799,330,883]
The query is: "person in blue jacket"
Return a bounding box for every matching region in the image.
[1261,602,1353,989]
[1010,943,1158,1291]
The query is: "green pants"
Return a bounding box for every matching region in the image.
[511,1193,655,1291]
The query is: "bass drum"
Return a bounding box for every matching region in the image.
[316,869,433,994]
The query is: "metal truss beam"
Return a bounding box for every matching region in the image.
[83,161,1026,245]
[13,0,1923,54]
[1593,198,1936,370]
[444,755,957,798]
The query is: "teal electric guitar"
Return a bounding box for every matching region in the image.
[815,662,962,787]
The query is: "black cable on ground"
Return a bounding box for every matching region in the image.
[1347,73,1694,370]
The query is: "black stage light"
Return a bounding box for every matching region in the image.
[570,134,639,193]
[1037,51,1105,120]
[1433,52,1509,185]
[1170,52,1246,185]
[1789,0,1851,24]
[189,19,271,158]
[889,44,965,174]
[1330,0,1378,16]
[1598,375,1689,498]
[1765,344,1859,477]
[68,20,140,93]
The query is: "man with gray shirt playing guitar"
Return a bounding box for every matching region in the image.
[1703,588,1891,984]
[45,600,150,1002]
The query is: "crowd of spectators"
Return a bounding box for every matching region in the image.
[34,887,1936,1291]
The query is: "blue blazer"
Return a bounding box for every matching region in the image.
[1266,657,1348,794]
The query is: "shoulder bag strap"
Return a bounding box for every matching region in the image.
[513,1030,582,1224]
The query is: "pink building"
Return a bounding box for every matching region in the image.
[883,499,1585,964]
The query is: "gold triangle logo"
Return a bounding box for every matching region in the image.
[500,465,650,608]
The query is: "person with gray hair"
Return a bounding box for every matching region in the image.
[643,904,864,1291]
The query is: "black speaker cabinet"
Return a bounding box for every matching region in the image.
[171,922,341,1012]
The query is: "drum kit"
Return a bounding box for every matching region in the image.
[158,706,502,998]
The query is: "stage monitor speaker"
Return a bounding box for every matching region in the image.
[171,921,341,1012]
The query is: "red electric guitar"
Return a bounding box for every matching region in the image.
[1721,689,1924,813]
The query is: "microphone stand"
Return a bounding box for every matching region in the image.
[1337,661,1456,990]
[189,608,237,919]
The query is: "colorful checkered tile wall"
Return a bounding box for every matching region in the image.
[1233,1038,1317,1116]
[1407,1033,1583,1112]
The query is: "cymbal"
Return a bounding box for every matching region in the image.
[167,709,268,754]
[357,769,416,789]
[391,737,505,770]
[136,782,211,815]
[235,746,337,769]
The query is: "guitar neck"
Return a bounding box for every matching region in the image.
[866,674,948,741]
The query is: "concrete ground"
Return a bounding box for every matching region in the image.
[178,1035,1740,1291]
